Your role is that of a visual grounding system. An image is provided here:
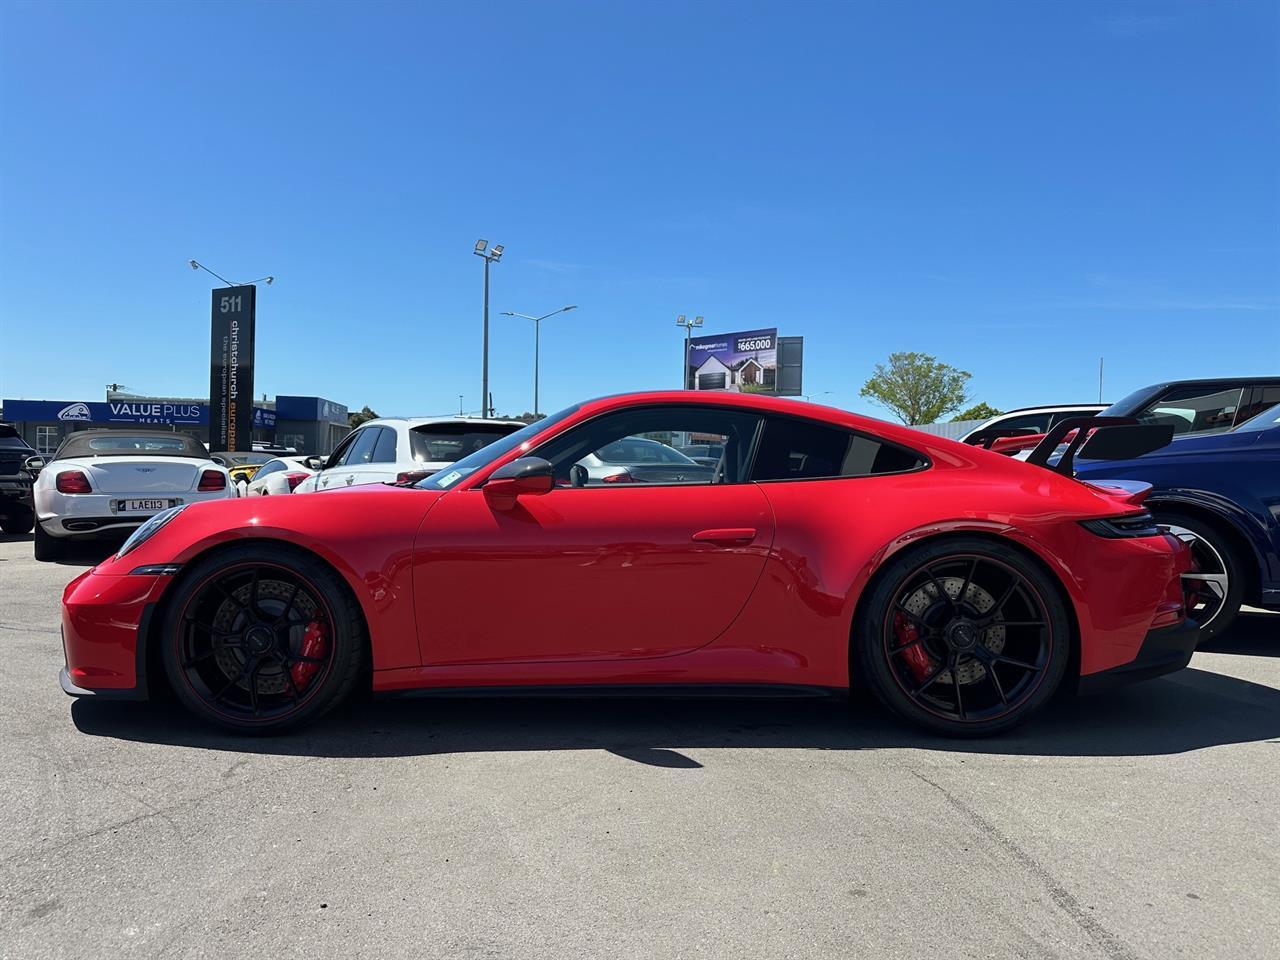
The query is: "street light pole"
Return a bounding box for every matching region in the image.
[501,305,577,416]
[675,314,704,388]
[473,240,505,418]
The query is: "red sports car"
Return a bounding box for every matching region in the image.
[60,391,1198,737]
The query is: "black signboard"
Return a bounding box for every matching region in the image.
[208,285,256,451]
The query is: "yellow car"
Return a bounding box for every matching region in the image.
[209,452,277,485]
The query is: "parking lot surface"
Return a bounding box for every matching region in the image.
[1,533,1277,960]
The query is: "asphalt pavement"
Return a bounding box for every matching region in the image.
[1,533,1277,960]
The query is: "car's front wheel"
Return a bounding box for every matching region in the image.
[160,544,366,734]
[855,537,1070,737]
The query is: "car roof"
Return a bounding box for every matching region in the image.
[571,391,942,451]
[361,416,528,428]
[994,404,1107,415]
[1132,377,1280,391]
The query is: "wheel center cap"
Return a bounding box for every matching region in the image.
[245,624,275,654]
[947,620,979,651]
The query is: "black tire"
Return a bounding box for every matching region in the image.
[159,543,366,734]
[33,522,66,561]
[854,536,1070,737]
[1154,510,1245,642]
[1,509,34,534]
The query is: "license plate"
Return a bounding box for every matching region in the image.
[118,499,178,513]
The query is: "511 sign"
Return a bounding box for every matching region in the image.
[208,285,257,452]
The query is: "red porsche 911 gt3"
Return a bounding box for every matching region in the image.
[59,391,1198,737]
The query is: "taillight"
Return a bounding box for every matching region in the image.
[197,469,227,491]
[602,470,633,484]
[285,472,310,491]
[395,469,432,485]
[56,470,92,494]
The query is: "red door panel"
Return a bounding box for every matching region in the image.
[412,484,774,665]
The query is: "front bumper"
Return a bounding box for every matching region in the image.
[1077,618,1201,695]
[60,568,166,699]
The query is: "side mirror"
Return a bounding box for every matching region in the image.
[23,456,45,473]
[483,456,554,509]
[304,455,327,471]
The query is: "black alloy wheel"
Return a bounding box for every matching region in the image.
[161,545,365,733]
[856,538,1069,736]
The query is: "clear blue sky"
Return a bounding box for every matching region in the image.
[2,0,1277,420]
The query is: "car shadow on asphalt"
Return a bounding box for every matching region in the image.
[1198,612,1279,658]
[70,665,1280,766]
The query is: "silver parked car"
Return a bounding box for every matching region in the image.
[571,436,716,485]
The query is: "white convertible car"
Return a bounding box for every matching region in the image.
[32,430,235,561]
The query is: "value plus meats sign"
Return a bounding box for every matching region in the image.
[208,285,256,451]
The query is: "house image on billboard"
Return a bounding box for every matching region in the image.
[692,354,776,392]
[693,355,734,390]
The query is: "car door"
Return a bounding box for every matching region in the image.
[411,404,773,665]
[247,459,285,495]
[344,426,400,487]
[315,430,365,491]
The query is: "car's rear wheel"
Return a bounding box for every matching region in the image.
[160,544,366,734]
[33,522,66,561]
[1154,511,1245,642]
[856,537,1070,737]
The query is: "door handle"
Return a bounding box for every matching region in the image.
[692,528,757,544]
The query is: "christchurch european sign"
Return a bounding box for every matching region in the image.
[208,285,257,451]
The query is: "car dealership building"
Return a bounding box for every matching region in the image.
[0,391,351,455]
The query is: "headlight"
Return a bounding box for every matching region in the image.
[117,504,187,559]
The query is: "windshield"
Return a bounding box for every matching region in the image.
[53,433,208,460]
[215,452,274,466]
[418,405,580,490]
[1098,385,1161,418]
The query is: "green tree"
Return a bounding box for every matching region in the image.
[859,352,971,425]
[951,402,1003,423]
[348,405,379,428]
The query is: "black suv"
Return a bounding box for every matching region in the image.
[0,423,43,535]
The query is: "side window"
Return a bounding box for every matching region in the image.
[1048,410,1094,428]
[372,427,399,463]
[1137,386,1243,436]
[530,405,762,487]
[335,428,379,467]
[751,416,924,482]
[255,460,285,478]
[326,432,359,468]
[1235,386,1280,426]
[995,412,1052,433]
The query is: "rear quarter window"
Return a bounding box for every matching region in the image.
[751,416,925,481]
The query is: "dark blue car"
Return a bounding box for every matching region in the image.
[1074,404,1280,639]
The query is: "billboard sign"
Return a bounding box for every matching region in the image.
[685,328,779,393]
[0,398,273,428]
[208,285,257,451]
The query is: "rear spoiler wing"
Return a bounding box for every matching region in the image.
[1023,416,1174,476]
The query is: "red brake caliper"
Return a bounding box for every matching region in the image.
[290,618,329,689]
[893,611,933,683]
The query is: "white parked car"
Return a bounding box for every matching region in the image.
[959,404,1106,443]
[239,456,316,496]
[32,430,235,561]
[293,417,527,493]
